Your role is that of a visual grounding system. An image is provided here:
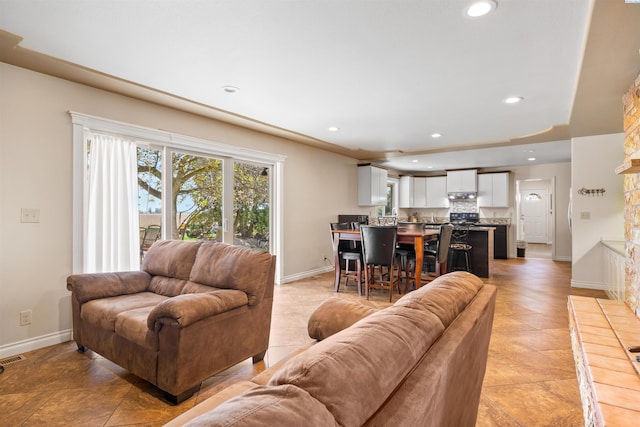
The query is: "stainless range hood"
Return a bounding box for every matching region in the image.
[446,170,477,200]
[447,192,476,200]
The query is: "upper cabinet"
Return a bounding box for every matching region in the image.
[358,165,388,206]
[399,175,449,208]
[426,176,449,208]
[477,172,509,207]
[446,170,477,193]
[399,176,413,208]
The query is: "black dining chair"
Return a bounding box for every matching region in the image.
[395,222,425,290]
[426,224,454,277]
[330,222,363,294]
[404,223,453,290]
[361,225,400,302]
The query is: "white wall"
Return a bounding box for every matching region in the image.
[571,133,624,289]
[0,63,366,356]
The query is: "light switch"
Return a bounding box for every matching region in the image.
[580,211,591,220]
[21,208,40,223]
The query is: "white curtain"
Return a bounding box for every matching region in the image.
[85,133,140,272]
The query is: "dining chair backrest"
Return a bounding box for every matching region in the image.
[330,222,355,252]
[361,226,398,266]
[435,224,454,263]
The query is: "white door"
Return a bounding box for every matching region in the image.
[520,189,548,243]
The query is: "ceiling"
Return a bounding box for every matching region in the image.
[1,0,639,173]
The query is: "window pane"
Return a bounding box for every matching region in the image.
[137,147,163,234]
[233,162,270,250]
[172,152,223,241]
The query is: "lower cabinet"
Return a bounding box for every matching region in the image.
[494,225,508,259]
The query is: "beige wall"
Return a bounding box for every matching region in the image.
[0,62,364,355]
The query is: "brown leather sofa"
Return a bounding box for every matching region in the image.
[165,271,496,426]
[66,240,276,403]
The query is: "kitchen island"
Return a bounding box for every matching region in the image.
[448,226,494,278]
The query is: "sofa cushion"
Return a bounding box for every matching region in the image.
[269,305,446,426]
[307,297,378,341]
[183,384,338,427]
[395,271,484,328]
[115,306,158,350]
[181,281,223,294]
[81,292,168,331]
[142,240,202,281]
[148,276,188,297]
[189,242,274,305]
[147,290,249,329]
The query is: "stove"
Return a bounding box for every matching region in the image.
[449,212,479,225]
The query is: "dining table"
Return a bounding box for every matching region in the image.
[331,227,439,291]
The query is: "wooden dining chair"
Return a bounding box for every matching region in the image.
[330,222,363,294]
[361,225,400,302]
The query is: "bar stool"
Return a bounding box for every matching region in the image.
[330,222,363,295]
[449,227,472,272]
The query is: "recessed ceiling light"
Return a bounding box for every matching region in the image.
[222,86,240,94]
[427,166,434,169]
[465,0,497,18]
[431,133,442,138]
[411,159,419,163]
[504,96,524,104]
[328,126,340,132]
[528,157,536,161]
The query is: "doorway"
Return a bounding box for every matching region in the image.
[516,178,555,259]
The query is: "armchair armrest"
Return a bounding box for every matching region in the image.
[66,271,151,303]
[147,290,248,330]
[307,297,379,341]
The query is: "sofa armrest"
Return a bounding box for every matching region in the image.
[147,290,248,330]
[66,271,151,303]
[307,297,379,341]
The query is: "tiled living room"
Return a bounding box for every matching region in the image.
[1,258,606,426]
[2,1,640,426]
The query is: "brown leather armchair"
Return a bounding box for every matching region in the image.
[67,240,276,403]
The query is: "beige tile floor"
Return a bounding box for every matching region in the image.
[0,258,607,426]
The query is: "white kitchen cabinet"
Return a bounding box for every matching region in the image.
[477,172,509,207]
[426,176,449,208]
[413,177,427,208]
[358,165,388,206]
[446,170,477,193]
[399,176,413,208]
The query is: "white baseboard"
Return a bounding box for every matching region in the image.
[279,266,333,284]
[571,279,606,290]
[554,256,571,262]
[0,329,72,359]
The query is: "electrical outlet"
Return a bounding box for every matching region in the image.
[20,208,40,223]
[20,310,32,326]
